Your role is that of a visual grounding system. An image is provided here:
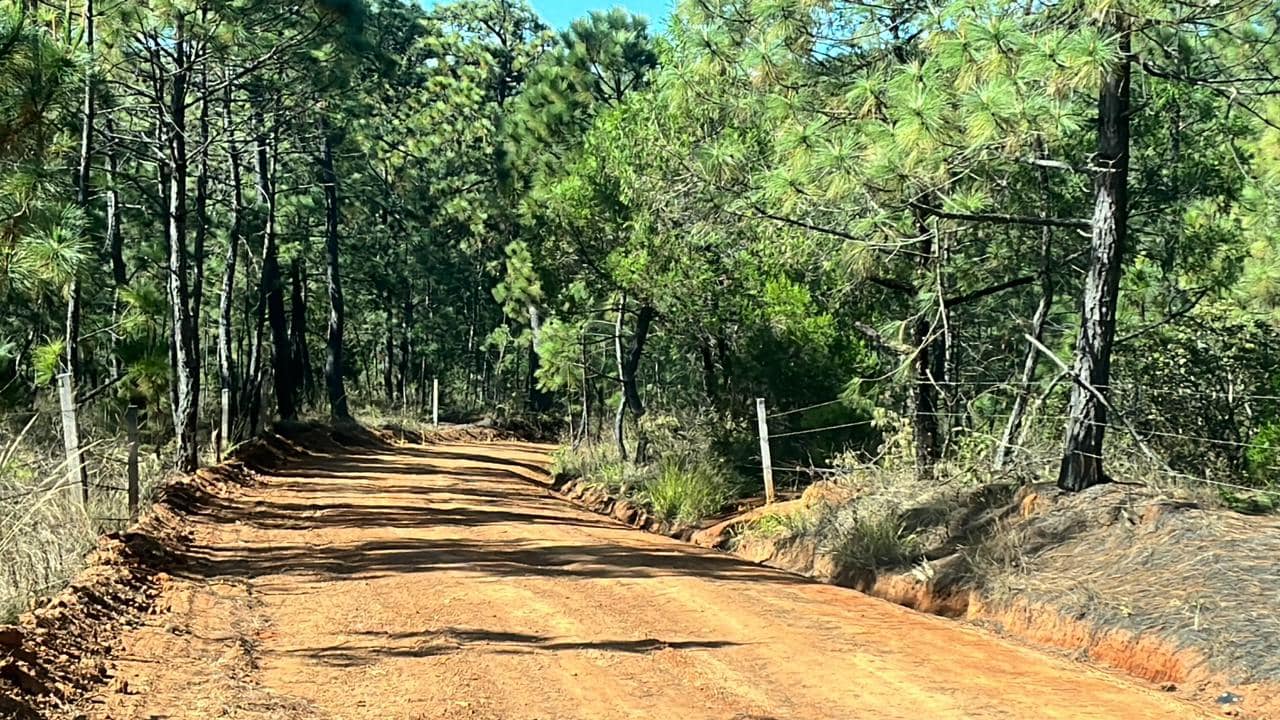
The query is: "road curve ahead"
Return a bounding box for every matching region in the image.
[84,440,1211,720]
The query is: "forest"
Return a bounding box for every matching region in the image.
[4,0,1280,615]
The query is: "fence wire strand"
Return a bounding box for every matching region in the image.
[753,390,1280,499]
[767,398,846,420]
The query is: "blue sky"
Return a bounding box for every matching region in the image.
[529,0,672,29]
[420,1,673,30]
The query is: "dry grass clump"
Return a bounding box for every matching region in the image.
[983,483,1280,682]
[804,464,988,574]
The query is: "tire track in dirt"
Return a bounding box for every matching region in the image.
[76,440,1214,719]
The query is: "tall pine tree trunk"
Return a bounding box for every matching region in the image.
[1058,18,1131,492]
[613,296,628,461]
[320,130,349,420]
[256,117,295,421]
[187,64,211,440]
[621,304,656,420]
[289,256,312,406]
[104,116,125,382]
[912,319,941,479]
[264,228,293,421]
[66,0,94,382]
[105,118,124,288]
[911,219,941,482]
[612,296,656,463]
[398,291,412,407]
[166,20,199,472]
[218,81,243,438]
[242,280,267,436]
[192,67,210,351]
[383,298,395,403]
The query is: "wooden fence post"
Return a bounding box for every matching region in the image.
[57,373,88,504]
[432,377,440,428]
[126,405,140,521]
[756,398,775,505]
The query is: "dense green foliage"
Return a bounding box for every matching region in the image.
[4,0,1280,508]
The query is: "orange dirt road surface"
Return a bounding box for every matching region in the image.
[78,440,1213,720]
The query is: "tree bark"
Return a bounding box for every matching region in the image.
[576,330,590,448]
[166,18,199,472]
[613,296,628,461]
[65,283,81,378]
[105,116,123,288]
[1058,18,1131,492]
[191,65,211,374]
[218,80,243,438]
[257,119,295,421]
[621,304,656,418]
[911,219,941,482]
[399,291,413,407]
[911,317,941,479]
[383,298,395,403]
[241,115,270,436]
[66,0,95,382]
[242,254,267,437]
[289,255,312,405]
[104,115,124,381]
[320,129,349,420]
[612,296,656,463]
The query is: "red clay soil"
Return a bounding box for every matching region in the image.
[29,438,1215,720]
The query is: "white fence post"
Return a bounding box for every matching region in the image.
[756,397,775,505]
[57,372,87,504]
[432,377,440,428]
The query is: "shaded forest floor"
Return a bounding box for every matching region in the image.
[0,426,1223,719]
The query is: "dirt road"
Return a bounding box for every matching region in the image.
[80,440,1211,719]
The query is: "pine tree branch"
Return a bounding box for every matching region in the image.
[945,276,1035,307]
[751,204,862,243]
[1114,286,1213,346]
[853,322,909,355]
[869,276,916,296]
[909,202,1091,230]
[1018,157,1093,174]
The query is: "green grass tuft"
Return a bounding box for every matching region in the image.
[818,503,920,572]
[745,510,814,539]
[643,457,732,525]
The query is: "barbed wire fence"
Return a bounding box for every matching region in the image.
[0,375,170,619]
[749,379,1280,505]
